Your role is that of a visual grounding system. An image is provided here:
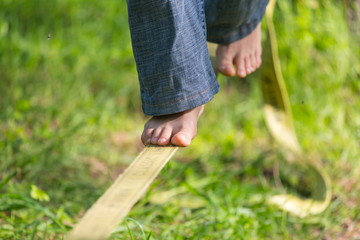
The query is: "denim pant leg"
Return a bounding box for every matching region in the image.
[127,0,219,116]
[205,0,269,44]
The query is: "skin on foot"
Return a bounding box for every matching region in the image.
[141,105,204,147]
[216,23,262,78]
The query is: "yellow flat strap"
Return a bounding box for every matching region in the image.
[262,0,331,217]
[66,146,177,240]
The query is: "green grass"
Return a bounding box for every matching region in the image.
[1,0,360,239]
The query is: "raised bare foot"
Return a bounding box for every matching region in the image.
[216,23,262,78]
[141,105,204,147]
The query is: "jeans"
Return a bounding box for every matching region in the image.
[127,0,269,116]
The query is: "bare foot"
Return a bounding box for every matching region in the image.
[216,23,262,78]
[141,105,204,147]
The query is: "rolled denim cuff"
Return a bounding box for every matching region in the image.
[207,17,261,44]
[206,0,268,44]
[142,67,219,116]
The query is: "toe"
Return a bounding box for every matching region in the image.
[171,129,192,147]
[157,127,172,146]
[216,46,236,76]
[250,54,257,72]
[244,56,253,75]
[218,64,236,77]
[235,55,247,78]
[150,128,162,145]
[255,50,262,68]
[141,128,154,145]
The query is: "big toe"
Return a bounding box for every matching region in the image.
[216,47,236,76]
[218,63,236,77]
[171,131,192,147]
[141,128,154,145]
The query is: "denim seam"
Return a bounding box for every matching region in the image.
[200,0,206,36]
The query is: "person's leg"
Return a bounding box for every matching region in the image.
[127,0,219,146]
[205,0,269,77]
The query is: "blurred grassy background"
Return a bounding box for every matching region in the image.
[1,0,359,239]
